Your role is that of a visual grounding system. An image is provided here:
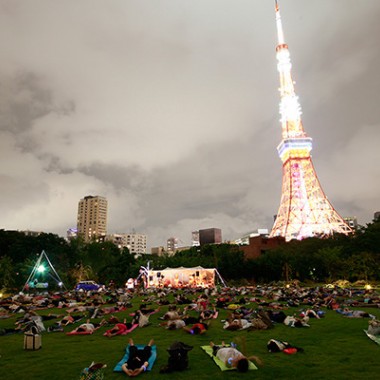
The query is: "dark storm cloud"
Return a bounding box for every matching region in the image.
[0,72,52,134]
[78,163,149,193]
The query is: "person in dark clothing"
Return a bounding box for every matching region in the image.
[121,338,154,377]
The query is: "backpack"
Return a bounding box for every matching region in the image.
[269,310,287,323]
[251,318,269,330]
[368,319,380,336]
[160,341,193,373]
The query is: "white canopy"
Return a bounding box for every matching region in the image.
[146,266,217,288]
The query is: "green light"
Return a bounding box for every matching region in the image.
[37,265,45,273]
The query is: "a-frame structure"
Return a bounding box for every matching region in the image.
[22,250,67,292]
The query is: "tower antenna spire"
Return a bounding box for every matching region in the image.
[269,2,352,241]
[275,0,285,45]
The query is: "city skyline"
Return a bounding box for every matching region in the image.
[0,0,379,249]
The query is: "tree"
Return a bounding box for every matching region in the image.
[70,263,94,283]
[318,246,344,282]
[0,256,16,291]
[346,252,379,282]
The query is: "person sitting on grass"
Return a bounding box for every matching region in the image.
[121,338,154,377]
[209,341,262,372]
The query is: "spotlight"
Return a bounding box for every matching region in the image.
[37,265,45,273]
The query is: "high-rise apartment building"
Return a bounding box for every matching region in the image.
[106,233,147,255]
[77,195,108,242]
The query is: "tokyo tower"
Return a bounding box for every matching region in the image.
[269,1,352,241]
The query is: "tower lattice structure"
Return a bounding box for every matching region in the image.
[269,1,352,241]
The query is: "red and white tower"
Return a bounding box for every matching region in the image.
[270,1,352,241]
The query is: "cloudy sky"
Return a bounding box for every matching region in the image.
[1,0,379,249]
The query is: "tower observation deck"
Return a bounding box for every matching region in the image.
[269,1,352,241]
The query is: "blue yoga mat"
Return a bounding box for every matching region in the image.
[114,344,157,372]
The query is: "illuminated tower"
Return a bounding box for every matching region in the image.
[269,1,352,241]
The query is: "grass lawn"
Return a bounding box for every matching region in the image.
[1,294,379,380]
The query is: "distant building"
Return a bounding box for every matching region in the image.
[374,211,380,221]
[66,227,78,241]
[106,233,147,255]
[20,230,43,237]
[151,246,165,256]
[199,228,222,246]
[239,235,286,259]
[77,195,108,242]
[176,246,191,253]
[167,237,179,255]
[234,229,269,245]
[343,216,358,229]
[191,231,200,246]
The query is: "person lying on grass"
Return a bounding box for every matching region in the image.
[183,320,209,334]
[160,318,186,330]
[336,308,372,318]
[58,313,85,326]
[200,307,218,320]
[104,318,134,337]
[138,304,160,315]
[223,317,251,331]
[209,341,262,372]
[159,305,182,321]
[71,319,106,333]
[91,305,126,318]
[121,338,154,377]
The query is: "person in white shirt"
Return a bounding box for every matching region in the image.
[210,341,262,372]
[210,341,249,372]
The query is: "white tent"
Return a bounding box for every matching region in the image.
[145,266,226,289]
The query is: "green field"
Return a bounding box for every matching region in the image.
[1,295,379,380]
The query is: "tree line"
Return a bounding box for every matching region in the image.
[0,219,379,292]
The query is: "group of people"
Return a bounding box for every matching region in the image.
[120,338,255,377]
[1,282,379,377]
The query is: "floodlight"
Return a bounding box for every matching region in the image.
[37,264,45,273]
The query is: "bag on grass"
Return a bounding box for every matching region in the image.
[368,319,380,336]
[79,362,106,380]
[160,341,193,373]
[251,318,269,330]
